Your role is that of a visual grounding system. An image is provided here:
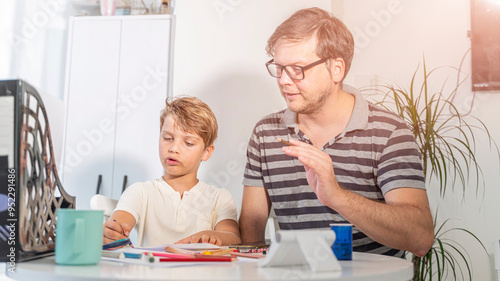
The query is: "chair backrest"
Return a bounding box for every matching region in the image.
[0,80,75,262]
[90,194,118,221]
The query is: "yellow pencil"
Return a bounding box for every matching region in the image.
[209,248,237,255]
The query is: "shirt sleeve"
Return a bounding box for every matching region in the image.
[213,188,238,226]
[377,122,426,194]
[242,123,266,187]
[113,182,144,224]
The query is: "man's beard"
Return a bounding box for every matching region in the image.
[289,88,331,115]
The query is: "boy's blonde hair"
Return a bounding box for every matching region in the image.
[160,96,218,148]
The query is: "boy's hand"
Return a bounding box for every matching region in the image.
[103,220,132,244]
[176,231,222,246]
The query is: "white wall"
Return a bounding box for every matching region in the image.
[0,1,15,78]
[340,0,500,280]
[173,0,332,214]
[1,0,81,168]
[6,0,70,100]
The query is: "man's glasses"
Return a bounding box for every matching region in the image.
[265,58,327,80]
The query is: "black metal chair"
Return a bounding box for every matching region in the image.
[0,80,75,262]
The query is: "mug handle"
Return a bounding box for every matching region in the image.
[75,218,84,253]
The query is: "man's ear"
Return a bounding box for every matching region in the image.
[201,144,215,161]
[330,58,346,83]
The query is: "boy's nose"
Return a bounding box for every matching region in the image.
[168,141,181,153]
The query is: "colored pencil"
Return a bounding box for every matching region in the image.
[145,251,193,258]
[165,247,198,255]
[112,220,134,247]
[159,257,235,262]
[207,248,237,255]
[276,137,292,146]
[102,250,125,259]
[103,237,134,250]
[123,252,142,259]
[147,251,155,263]
[230,252,266,259]
[193,254,235,259]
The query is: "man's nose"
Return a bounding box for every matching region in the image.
[278,69,294,85]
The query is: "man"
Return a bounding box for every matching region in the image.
[239,7,434,258]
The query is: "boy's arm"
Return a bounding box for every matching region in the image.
[175,219,241,246]
[176,188,240,246]
[214,219,241,245]
[103,210,136,244]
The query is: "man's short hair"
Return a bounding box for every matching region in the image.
[160,96,218,148]
[266,7,355,80]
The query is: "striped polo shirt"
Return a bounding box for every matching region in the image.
[242,85,425,257]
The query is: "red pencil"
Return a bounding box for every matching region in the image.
[144,251,194,258]
[230,252,266,259]
[159,257,235,262]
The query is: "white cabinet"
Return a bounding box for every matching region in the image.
[61,15,175,209]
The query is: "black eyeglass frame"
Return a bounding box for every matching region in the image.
[265,58,328,80]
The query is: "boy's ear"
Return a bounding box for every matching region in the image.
[201,144,215,161]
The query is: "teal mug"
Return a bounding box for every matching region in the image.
[55,209,104,265]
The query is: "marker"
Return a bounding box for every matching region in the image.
[123,252,142,259]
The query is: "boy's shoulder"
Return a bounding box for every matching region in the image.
[196,181,234,198]
[124,178,162,194]
[127,179,156,187]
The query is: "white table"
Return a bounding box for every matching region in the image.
[7,252,412,281]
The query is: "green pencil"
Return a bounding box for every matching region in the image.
[147,251,155,263]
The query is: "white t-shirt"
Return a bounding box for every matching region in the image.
[114,178,238,247]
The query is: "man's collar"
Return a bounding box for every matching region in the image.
[343,84,369,132]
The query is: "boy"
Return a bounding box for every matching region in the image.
[103,96,241,247]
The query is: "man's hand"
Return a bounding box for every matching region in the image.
[103,220,132,244]
[282,139,341,206]
[281,139,434,256]
[176,231,222,246]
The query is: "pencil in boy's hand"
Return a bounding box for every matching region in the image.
[112,219,134,247]
[276,137,293,146]
[102,238,133,250]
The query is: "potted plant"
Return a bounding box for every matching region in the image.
[362,56,498,281]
